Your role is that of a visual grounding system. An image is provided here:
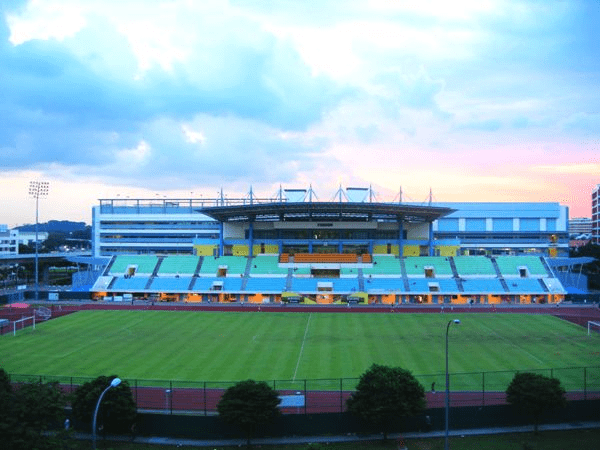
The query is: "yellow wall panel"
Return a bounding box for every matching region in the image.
[436,246,459,257]
[233,245,249,256]
[402,245,420,257]
[194,245,217,256]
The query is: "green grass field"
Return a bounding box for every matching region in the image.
[1,311,599,391]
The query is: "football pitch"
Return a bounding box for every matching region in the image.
[1,310,599,390]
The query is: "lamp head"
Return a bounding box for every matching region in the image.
[110,378,122,388]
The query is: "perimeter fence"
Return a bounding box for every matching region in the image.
[10,365,600,415]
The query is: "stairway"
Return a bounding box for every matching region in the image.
[357,268,365,292]
[491,257,510,292]
[448,258,465,292]
[241,256,253,291]
[399,258,411,291]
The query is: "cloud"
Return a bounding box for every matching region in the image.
[562,113,600,133]
[1,0,600,225]
[455,119,502,132]
[532,163,600,175]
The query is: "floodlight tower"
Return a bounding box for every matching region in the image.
[29,181,49,302]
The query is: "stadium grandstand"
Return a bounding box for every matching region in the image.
[90,186,571,305]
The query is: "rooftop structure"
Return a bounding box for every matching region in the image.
[91,186,570,258]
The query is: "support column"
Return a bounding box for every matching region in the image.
[398,217,404,257]
[248,219,254,257]
[428,221,434,256]
[219,222,224,256]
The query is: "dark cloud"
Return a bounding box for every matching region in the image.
[0,10,347,181]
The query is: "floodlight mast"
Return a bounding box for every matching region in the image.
[29,181,49,302]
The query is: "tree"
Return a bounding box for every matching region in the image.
[71,375,136,435]
[0,369,68,450]
[217,379,281,448]
[346,364,426,439]
[0,368,10,394]
[506,372,567,434]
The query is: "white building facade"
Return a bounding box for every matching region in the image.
[0,225,19,256]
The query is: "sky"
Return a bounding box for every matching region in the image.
[1,0,599,227]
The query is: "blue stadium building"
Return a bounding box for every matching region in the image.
[90,187,570,305]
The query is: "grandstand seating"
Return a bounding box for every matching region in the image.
[250,255,288,276]
[404,257,453,277]
[291,278,318,292]
[291,266,311,275]
[461,278,505,293]
[291,277,359,292]
[505,278,546,293]
[364,277,405,291]
[407,278,459,292]
[245,277,288,292]
[92,254,566,304]
[192,277,244,291]
[109,255,158,275]
[454,256,496,276]
[158,256,200,275]
[363,255,402,276]
[150,277,193,291]
[112,276,152,291]
[495,256,548,277]
[293,253,358,263]
[199,256,247,276]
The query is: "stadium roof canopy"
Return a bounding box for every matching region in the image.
[199,202,455,224]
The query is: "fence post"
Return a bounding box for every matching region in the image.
[482,371,485,407]
[204,381,207,416]
[583,367,587,400]
[340,378,343,413]
[304,379,307,415]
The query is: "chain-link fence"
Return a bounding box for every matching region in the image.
[9,365,600,415]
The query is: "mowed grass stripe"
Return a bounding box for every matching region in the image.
[1,311,599,389]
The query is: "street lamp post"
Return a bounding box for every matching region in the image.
[445,319,461,450]
[92,377,121,450]
[28,181,49,302]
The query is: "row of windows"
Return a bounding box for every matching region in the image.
[100,221,216,228]
[438,218,558,232]
[436,233,565,242]
[249,230,405,240]
[101,233,219,240]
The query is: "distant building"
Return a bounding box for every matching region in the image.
[569,217,592,238]
[0,225,19,256]
[15,230,49,246]
[593,185,600,244]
